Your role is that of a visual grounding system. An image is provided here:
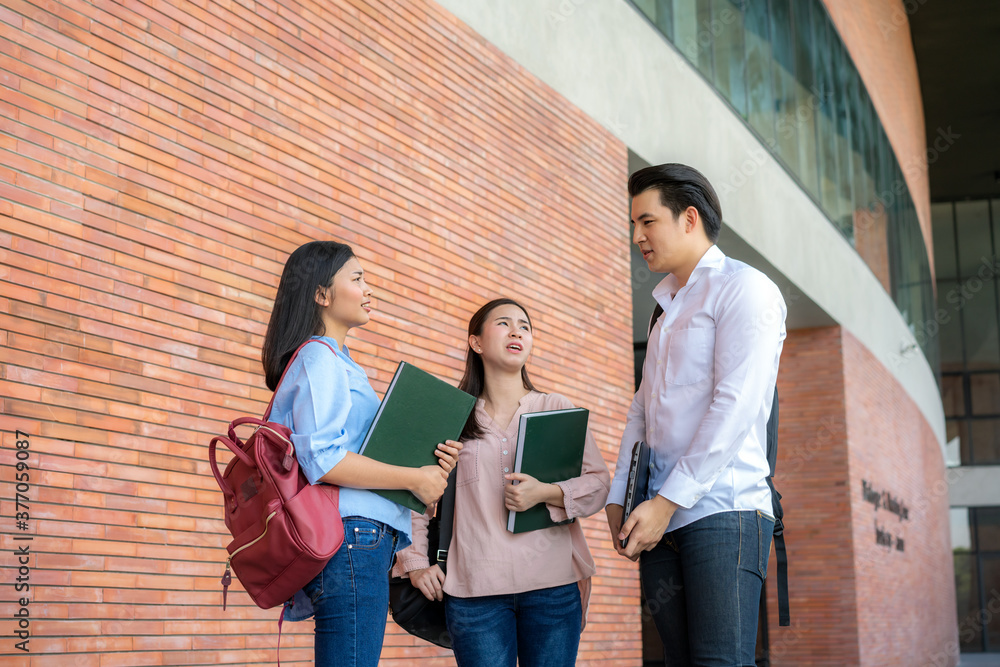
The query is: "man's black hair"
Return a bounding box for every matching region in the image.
[628,163,723,242]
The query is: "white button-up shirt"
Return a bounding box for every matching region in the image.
[609,245,786,532]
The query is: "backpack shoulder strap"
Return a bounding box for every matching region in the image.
[766,387,779,476]
[647,303,664,338]
[435,471,457,574]
[764,386,790,626]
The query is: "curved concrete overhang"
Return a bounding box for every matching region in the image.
[436,0,945,450]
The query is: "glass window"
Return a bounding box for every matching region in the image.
[832,38,854,238]
[994,199,1000,266]
[946,419,971,466]
[673,0,713,78]
[983,555,1000,650]
[634,0,658,19]
[769,0,798,176]
[962,281,1000,369]
[954,551,982,652]
[710,0,747,117]
[812,7,839,222]
[971,419,1000,465]
[849,77,875,221]
[938,280,965,371]
[977,507,1000,551]
[791,1,819,200]
[944,423,961,467]
[743,0,774,148]
[942,375,965,418]
[634,0,676,39]
[971,373,1000,416]
[953,507,974,550]
[932,202,958,281]
[956,200,993,279]
[658,0,676,41]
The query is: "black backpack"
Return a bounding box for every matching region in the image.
[645,303,789,626]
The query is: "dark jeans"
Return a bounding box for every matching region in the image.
[640,510,775,667]
[445,582,582,667]
[302,517,399,667]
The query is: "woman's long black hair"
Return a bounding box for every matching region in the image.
[261,241,356,391]
[458,298,538,441]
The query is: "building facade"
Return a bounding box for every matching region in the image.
[0,0,958,665]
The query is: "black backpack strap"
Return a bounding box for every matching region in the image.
[765,387,790,626]
[434,471,457,574]
[647,303,664,338]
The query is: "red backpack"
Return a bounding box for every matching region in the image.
[209,339,344,610]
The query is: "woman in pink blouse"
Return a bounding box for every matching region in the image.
[394,298,611,666]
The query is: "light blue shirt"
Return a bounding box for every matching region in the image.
[270,336,412,620]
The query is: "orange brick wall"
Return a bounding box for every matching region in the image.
[822,0,933,271]
[765,326,956,666]
[0,0,636,664]
[843,329,957,666]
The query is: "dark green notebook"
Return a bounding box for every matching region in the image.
[506,407,589,534]
[358,361,475,513]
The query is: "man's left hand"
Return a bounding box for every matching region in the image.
[618,495,678,561]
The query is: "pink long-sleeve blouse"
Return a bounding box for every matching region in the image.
[393,391,611,623]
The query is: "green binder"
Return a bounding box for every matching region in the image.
[506,407,589,534]
[358,361,475,513]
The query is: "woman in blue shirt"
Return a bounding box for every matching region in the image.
[262,240,461,666]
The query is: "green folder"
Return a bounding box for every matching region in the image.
[506,407,589,534]
[358,361,475,513]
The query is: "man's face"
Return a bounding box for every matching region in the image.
[630,188,690,275]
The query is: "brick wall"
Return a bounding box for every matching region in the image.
[822,0,933,271]
[0,0,636,664]
[843,330,957,667]
[765,326,957,666]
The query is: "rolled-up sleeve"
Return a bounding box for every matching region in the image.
[659,270,786,508]
[392,507,433,577]
[283,345,354,485]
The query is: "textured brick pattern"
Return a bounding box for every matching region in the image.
[0,0,635,664]
[843,329,957,667]
[765,327,957,666]
[822,0,933,270]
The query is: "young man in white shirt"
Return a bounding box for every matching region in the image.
[607,163,786,666]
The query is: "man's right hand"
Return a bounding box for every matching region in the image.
[606,503,624,552]
[409,564,446,601]
[411,465,448,506]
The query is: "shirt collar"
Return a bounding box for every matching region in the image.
[314,335,351,358]
[651,245,724,306]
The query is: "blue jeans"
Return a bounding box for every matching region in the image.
[445,582,582,667]
[639,510,775,667]
[302,517,399,667]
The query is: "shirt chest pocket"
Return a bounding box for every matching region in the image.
[664,327,715,386]
[456,441,480,487]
